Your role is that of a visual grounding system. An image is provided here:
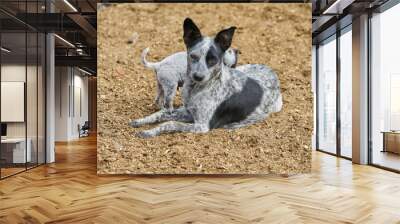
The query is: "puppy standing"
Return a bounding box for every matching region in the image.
[141,47,239,110]
[130,18,282,138]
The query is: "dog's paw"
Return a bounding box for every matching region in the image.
[136,131,154,138]
[128,120,141,128]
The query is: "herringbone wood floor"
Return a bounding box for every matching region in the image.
[1,135,400,224]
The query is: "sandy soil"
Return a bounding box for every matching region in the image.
[97,3,312,175]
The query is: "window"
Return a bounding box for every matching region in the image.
[370,3,400,171]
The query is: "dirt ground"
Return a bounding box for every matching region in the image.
[97,3,312,175]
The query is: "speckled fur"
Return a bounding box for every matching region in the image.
[141,47,238,110]
[130,18,282,138]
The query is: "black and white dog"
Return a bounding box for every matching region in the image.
[141,47,238,110]
[130,18,282,138]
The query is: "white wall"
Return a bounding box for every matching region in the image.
[1,65,26,139]
[1,65,25,125]
[1,63,46,164]
[71,73,89,138]
[55,66,70,141]
[1,64,25,81]
[54,67,89,141]
[1,64,37,138]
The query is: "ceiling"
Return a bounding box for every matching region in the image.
[312,0,391,44]
[0,0,97,74]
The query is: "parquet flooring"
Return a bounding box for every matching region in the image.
[1,135,400,223]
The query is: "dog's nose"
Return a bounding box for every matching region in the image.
[193,73,204,82]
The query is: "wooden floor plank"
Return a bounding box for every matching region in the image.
[0,135,400,223]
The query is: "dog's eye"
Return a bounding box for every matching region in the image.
[190,54,199,62]
[206,55,217,67]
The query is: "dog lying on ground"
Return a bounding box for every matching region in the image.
[130,18,282,138]
[141,47,239,110]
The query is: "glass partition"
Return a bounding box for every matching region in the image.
[0,1,46,179]
[27,31,38,169]
[1,31,28,177]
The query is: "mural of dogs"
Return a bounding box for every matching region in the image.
[141,47,239,110]
[130,18,282,138]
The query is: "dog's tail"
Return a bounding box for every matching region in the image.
[141,47,159,70]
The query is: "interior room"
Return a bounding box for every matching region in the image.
[313,0,400,172]
[0,6,46,178]
[54,66,93,141]
[0,0,399,223]
[0,0,96,179]
[370,2,400,171]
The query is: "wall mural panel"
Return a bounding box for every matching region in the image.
[97,3,312,175]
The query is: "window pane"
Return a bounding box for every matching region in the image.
[38,32,45,165]
[340,28,352,158]
[318,36,337,154]
[26,0,39,169]
[27,31,38,169]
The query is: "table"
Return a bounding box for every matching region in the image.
[381,131,400,154]
[1,138,31,163]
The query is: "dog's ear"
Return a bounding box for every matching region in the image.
[183,18,202,48]
[215,26,236,52]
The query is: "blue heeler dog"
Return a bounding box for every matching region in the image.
[141,47,239,110]
[129,18,282,138]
